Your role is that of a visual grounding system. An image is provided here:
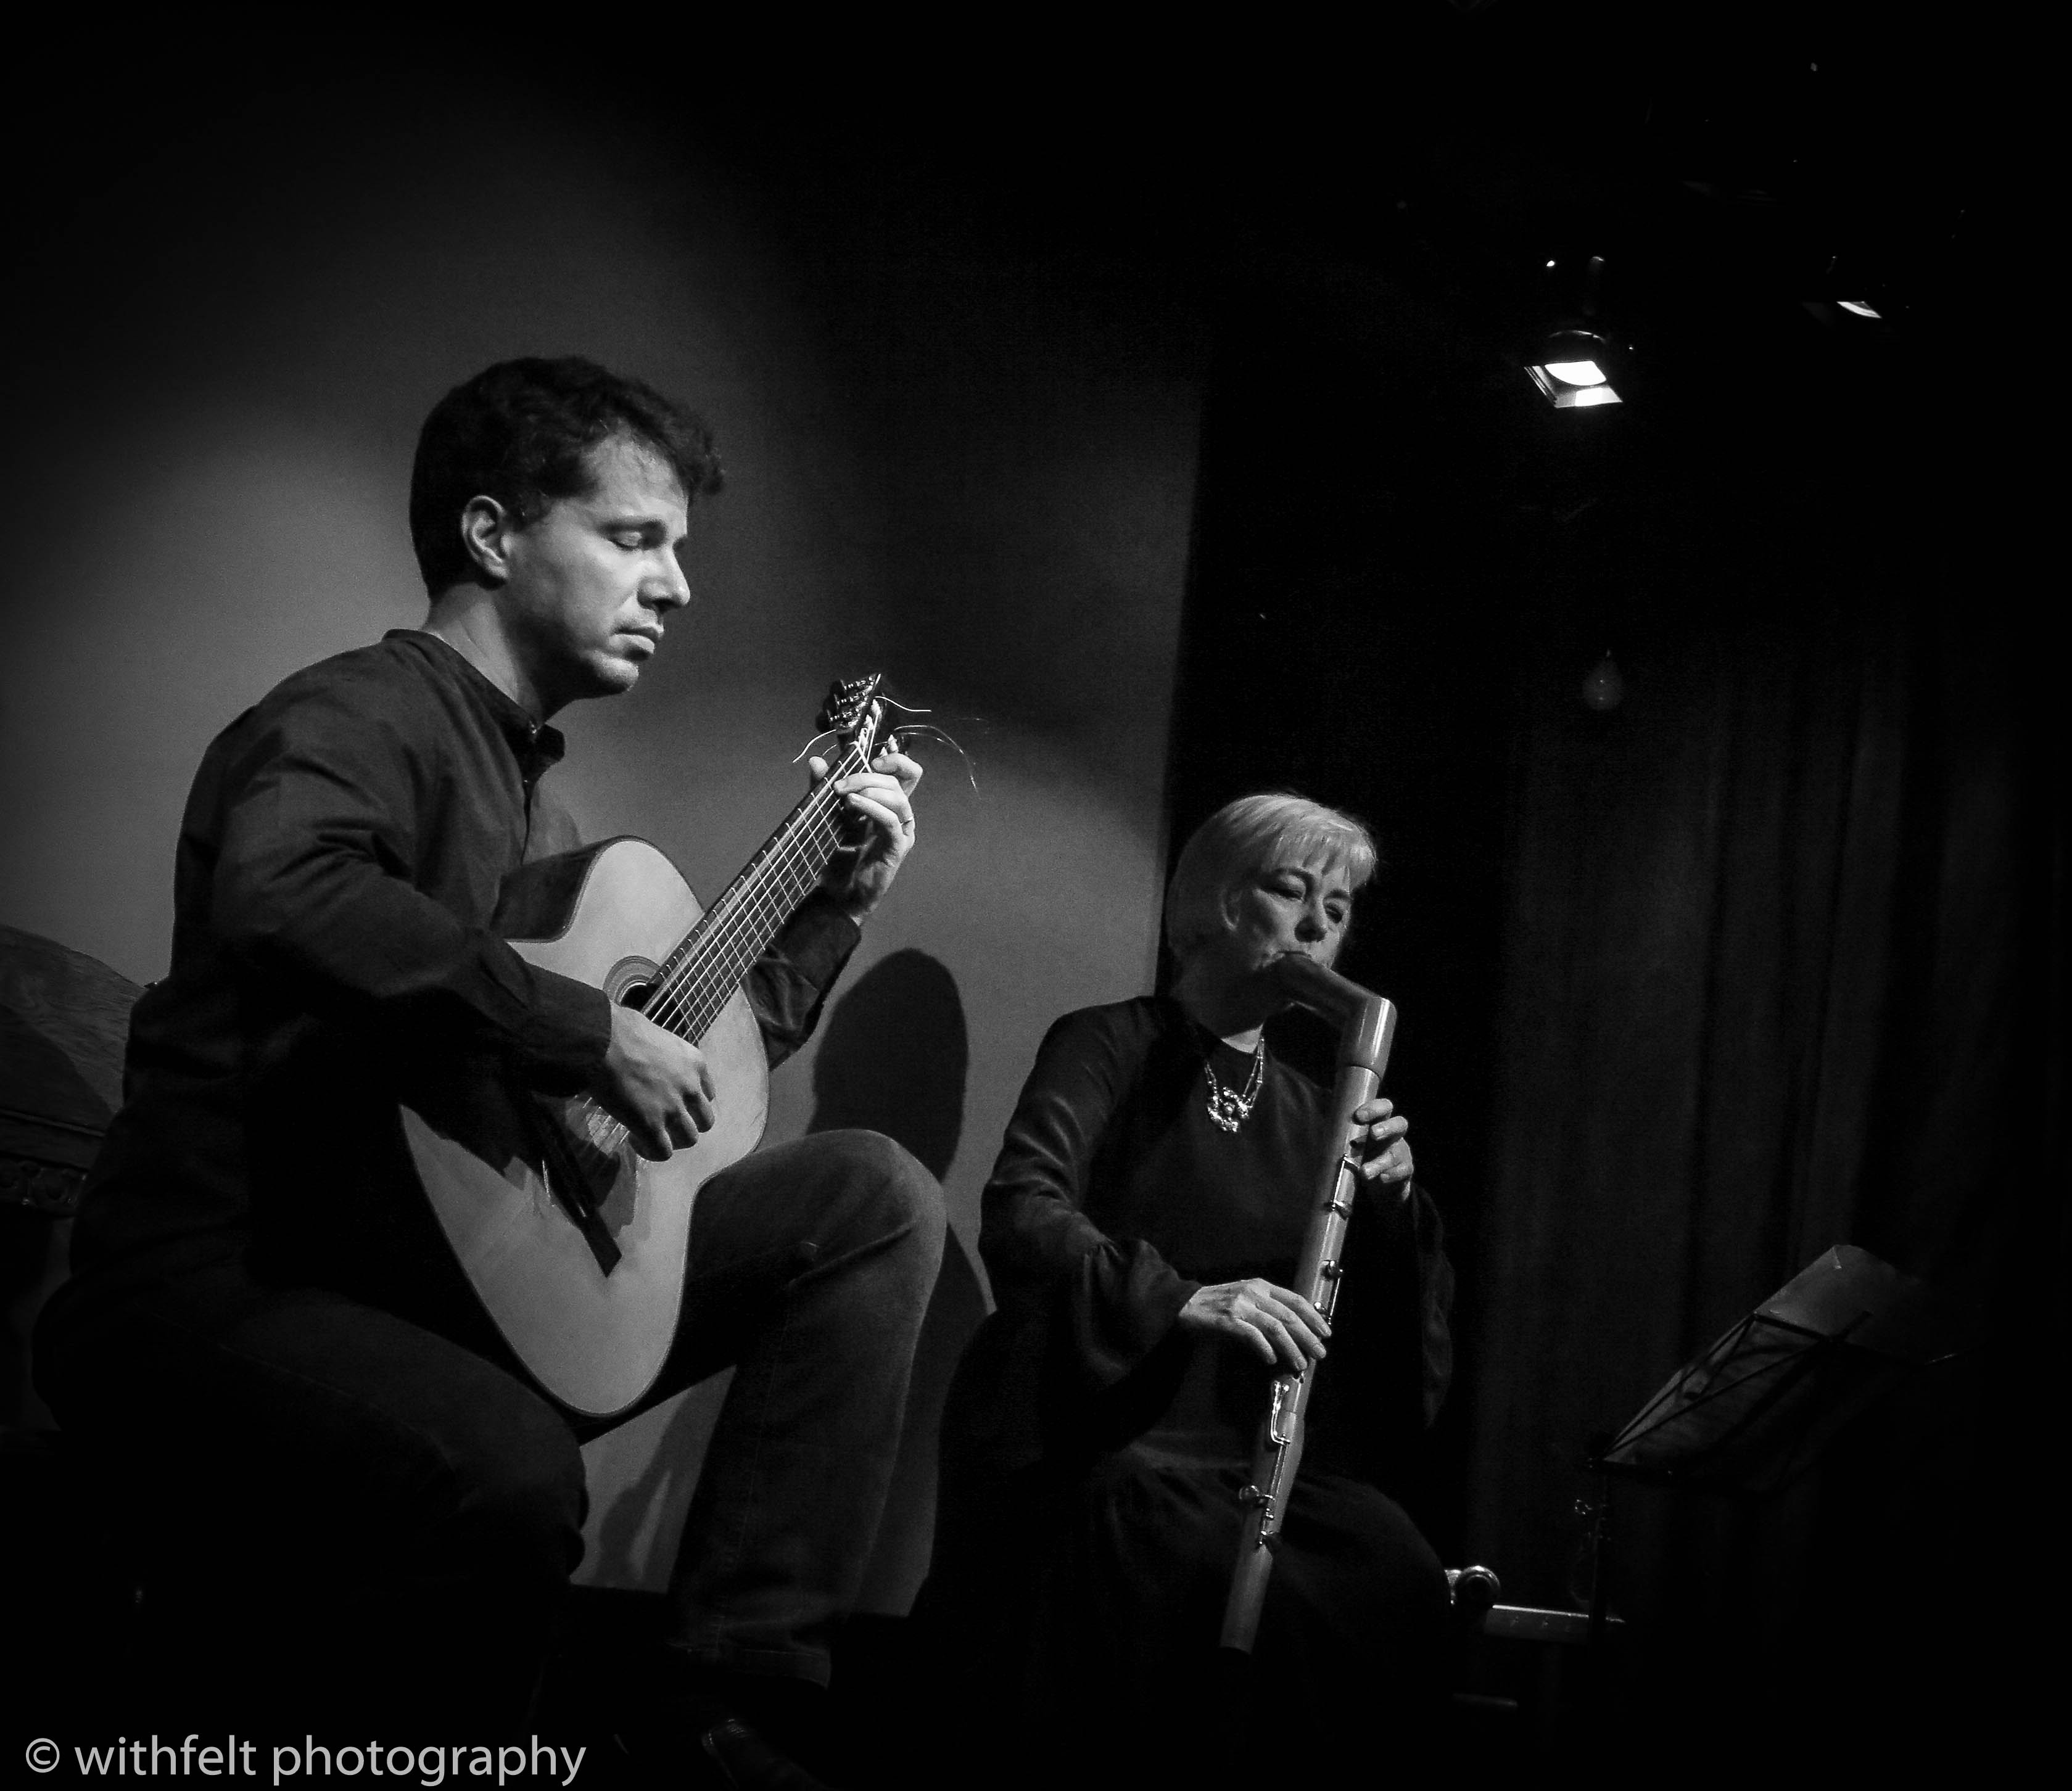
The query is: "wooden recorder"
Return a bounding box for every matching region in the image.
[1219,951,1398,1653]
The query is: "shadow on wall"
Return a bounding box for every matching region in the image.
[582,949,992,1612]
[804,949,990,1612]
[807,948,968,1182]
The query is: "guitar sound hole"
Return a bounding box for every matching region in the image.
[620,981,657,1013]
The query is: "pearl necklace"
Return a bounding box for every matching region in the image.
[1203,1040,1266,1132]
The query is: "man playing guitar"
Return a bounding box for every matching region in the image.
[36,357,939,1787]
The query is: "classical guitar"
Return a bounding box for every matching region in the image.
[400,676,895,1418]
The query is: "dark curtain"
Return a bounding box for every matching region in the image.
[1165,259,2058,1759]
[1463,477,2062,1752]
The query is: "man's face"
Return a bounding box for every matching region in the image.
[498,435,691,713]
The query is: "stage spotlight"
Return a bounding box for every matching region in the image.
[1526,330,1624,408]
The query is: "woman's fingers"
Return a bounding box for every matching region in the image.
[1240,1317,1282,1368]
[1237,1283,1326,1371]
[1240,1310,1300,1372]
[1360,1138,1413,1180]
[1258,1281,1329,1343]
[1180,1279,1332,1372]
[1350,1098,1411,1184]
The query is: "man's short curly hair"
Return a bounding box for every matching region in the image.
[408,356,725,593]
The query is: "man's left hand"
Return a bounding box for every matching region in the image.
[1352,1096,1413,1195]
[811,749,922,921]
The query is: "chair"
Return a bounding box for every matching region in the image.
[0,924,146,1729]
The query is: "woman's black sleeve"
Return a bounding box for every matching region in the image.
[979,1008,1200,1399]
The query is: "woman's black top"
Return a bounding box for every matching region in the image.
[943,993,1453,1489]
[927,995,1457,1765]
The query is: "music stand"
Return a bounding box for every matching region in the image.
[1562,1245,1968,1674]
[1598,1244,1966,1497]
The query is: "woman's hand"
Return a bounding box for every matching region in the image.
[1353,1096,1413,1194]
[1177,1278,1329,1374]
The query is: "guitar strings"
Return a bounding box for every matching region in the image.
[562,758,855,1156]
[635,738,863,1037]
[653,696,901,1027]
[563,724,878,1155]
[658,754,851,992]
[646,741,861,1031]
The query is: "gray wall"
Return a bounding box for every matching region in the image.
[0,82,1202,1609]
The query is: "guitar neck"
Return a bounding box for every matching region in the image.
[642,741,869,1042]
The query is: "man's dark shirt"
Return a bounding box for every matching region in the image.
[49,630,859,1341]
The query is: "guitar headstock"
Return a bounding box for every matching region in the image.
[818,674,889,763]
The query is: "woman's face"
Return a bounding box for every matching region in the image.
[1216,851,1355,978]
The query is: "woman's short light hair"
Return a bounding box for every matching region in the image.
[1163,793,1378,961]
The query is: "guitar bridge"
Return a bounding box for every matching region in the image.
[535,1103,625,1275]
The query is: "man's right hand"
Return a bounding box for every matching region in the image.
[589,1003,716,1160]
[1176,1278,1329,1374]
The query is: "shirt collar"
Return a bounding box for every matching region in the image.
[385,630,566,771]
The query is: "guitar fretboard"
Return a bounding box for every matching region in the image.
[637,739,869,1044]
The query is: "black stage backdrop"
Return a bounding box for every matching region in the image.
[1165,228,2057,1760]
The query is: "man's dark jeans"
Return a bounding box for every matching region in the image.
[38,1129,944,1732]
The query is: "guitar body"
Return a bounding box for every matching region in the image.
[400,838,769,1418]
